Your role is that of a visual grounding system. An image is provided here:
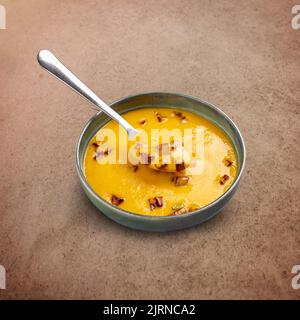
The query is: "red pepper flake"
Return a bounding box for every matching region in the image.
[148,196,164,210]
[92,142,99,148]
[220,174,230,185]
[111,195,124,206]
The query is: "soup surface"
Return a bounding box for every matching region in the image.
[84,108,237,216]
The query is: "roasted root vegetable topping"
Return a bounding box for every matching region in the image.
[220,174,230,185]
[172,202,185,211]
[176,163,186,172]
[173,111,188,123]
[189,204,200,212]
[111,195,124,206]
[154,163,168,170]
[171,202,200,216]
[148,142,191,173]
[155,112,168,123]
[172,207,187,216]
[139,118,146,126]
[174,111,184,118]
[92,142,100,148]
[224,159,233,167]
[93,147,111,160]
[103,148,110,156]
[174,175,189,186]
[148,196,164,210]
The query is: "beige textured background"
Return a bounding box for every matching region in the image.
[0,0,299,299]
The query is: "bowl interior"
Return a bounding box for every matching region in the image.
[76,92,245,217]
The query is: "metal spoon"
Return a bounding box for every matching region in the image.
[37,50,140,139]
[37,50,190,173]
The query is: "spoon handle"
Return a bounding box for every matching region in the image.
[37,50,139,138]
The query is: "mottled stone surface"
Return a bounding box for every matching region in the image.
[0,0,299,299]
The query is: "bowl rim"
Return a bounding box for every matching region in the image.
[76,91,246,221]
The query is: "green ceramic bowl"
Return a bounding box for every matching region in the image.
[76,92,246,232]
